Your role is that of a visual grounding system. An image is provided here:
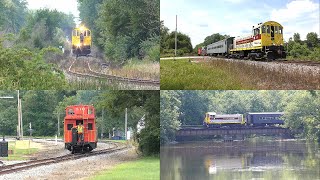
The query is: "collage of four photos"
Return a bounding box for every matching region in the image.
[0,0,319,179]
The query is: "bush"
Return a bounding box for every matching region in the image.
[289,42,311,58]
[139,36,160,62]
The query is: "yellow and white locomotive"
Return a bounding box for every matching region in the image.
[203,112,245,127]
[206,21,286,60]
[230,21,286,60]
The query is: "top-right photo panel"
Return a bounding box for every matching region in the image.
[160,0,320,90]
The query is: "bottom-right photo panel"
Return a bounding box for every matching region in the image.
[160,90,320,180]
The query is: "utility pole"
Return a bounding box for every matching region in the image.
[20,98,23,138]
[175,15,177,58]
[17,90,21,139]
[125,108,127,140]
[101,109,104,139]
[57,113,60,137]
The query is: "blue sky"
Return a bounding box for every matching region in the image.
[161,0,320,47]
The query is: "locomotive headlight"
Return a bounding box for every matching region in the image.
[77,43,81,47]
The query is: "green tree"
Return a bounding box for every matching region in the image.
[0,0,28,33]
[293,33,301,43]
[306,32,319,48]
[179,91,209,125]
[164,32,193,54]
[289,42,311,58]
[95,0,159,63]
[203,33,227,46]
[160,91,181,144]
[22,91,60,136]
[97,90,160,155]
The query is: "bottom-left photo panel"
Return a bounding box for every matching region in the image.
[0,90,159,180]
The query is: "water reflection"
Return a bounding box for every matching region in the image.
[161,140,320,180]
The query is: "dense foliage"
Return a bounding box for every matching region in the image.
[160,90,320,144]
[0,90,159,155]
[160,21,193,57]
[0,2,76,89]
[78,0,160,63]
[286,32,320,61]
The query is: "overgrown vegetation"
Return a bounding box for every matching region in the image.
[0,1,75,89]
[78,0,160,64]
[285,32,320,61]
[161,90,320,144]
[160,21,193,57]
[160,58,320,90]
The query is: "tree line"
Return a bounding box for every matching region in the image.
[286,32,320,61]
[160,90,320,144]
[0,0,75,89]
[0,90,159,155]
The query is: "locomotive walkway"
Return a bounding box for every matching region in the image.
[176,127,301,141]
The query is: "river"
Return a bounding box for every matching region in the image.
[160,139,320,180]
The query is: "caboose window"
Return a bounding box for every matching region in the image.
[88,108,93,114]
[68,108,74,115]
[87,30,91,36]
[88,123,93,130]
[67,124,73,130]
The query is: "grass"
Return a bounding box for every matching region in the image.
[91,156,160,180]
[161,58,320,90]
[1,141,38,161]
[161,59,248,89]
[105,60,160,81]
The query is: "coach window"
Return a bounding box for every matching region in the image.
[267,25,270,34]
[84,31,87,36]
[88,30,91,36]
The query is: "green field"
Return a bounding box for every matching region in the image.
[0,141,38,161]
[161,58,320,90]
[160,59,248,89]
[91,156,160,180]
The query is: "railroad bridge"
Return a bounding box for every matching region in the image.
[176,127,299,141]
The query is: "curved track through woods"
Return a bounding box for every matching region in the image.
[66,56,160,89]
[0,142,127,175]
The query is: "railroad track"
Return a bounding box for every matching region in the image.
[0,143,127,175]
[67,57,160,86]
[205,56,320,67]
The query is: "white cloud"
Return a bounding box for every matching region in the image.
[270,0,319,41]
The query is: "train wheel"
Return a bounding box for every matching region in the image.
[71,146,75,154]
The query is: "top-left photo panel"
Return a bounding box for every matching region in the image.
[0,0,160,90]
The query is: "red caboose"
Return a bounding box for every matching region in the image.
[64,104,97,153]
